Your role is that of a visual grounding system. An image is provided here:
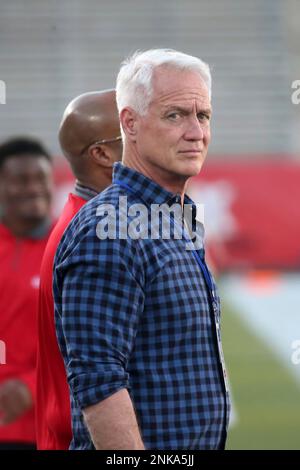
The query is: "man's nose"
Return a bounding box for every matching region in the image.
[25,178,44,195]
[184,115,205,140]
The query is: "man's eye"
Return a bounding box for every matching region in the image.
[198,113,210,121]
[167,112,181,120]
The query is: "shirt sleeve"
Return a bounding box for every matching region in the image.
[54,230,145,410]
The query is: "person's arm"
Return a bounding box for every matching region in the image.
[0,359,36,425]
[83,388,144,450]
[0,379,32,425]
[54,223,146,449]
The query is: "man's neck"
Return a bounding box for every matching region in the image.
[122,155,188,206]
[76,174,109,195]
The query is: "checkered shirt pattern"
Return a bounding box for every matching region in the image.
[53,162,230,450]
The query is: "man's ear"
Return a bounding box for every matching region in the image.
[88,145,114,168]
[120,107,139,142]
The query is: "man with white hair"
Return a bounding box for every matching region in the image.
[53,49,230,450]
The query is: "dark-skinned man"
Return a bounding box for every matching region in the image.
[36,89,122,450]
[0,137,53,449]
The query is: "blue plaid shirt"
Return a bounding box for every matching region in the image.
[54,162,230,450]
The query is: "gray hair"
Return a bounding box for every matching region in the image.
[116,48,211,116]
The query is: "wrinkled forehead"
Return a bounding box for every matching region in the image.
[150,65,210,109]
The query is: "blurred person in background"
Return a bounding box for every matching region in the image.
[53,49,230,450]
[0,137,53,449]
[36,89,122,450]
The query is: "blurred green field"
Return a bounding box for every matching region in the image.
[222,304,300,450]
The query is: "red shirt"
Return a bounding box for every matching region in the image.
[0,222,51,444]
[36,193,86,450]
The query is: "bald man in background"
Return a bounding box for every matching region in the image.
[36,89,122,450]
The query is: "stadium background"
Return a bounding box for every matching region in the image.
[1,0,300,449]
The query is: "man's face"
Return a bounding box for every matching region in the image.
[0,155,53,223]
[135,66,212,182]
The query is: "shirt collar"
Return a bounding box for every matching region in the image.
[74,181,98,201]
[112,163,205,252]
[113,162,195,207]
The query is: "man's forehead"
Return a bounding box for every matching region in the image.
[151,89,211,112]
[2,155,51,174]
[151,67,210,107]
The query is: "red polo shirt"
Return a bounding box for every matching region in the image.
[36,193,87,450]
[0,222,51,444]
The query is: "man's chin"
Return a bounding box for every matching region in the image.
[20,207,50,224]
[20,213,48,224]
[20,200,50,218]
[180,162,204,178]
